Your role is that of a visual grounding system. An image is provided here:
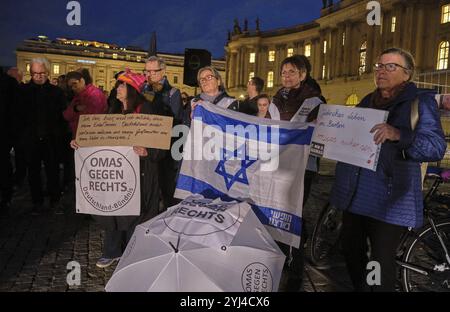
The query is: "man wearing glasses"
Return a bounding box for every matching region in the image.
[330,48,446,291]
[17,58,67,215]
[143,56,183,209]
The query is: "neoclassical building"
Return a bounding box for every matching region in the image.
[16,36,225,95]
[225,0,450,106]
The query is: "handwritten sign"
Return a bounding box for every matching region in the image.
[75,114,173,150]
[435,94,450,117]
[310,104,389,171]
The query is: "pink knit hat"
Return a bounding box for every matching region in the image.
[117,69,146,92]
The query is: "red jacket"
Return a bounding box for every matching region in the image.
[63,84,107,137]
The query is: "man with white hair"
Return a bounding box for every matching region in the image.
[17,58,67,214]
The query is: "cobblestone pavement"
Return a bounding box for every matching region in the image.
[0,160,352,292]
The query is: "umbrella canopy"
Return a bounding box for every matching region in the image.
[105,196,285,292]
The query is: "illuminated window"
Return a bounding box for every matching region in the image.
[112,53,118,59]
[346,94,359,106]
[249,72,255,80]
[322,65,326,79]
[99,52,104,58]
[359,41,367,75]
[323,40,327,54]
[267,71,274,88]
[249,52,256,63]
[287,48,294,57]
[391,16,397,32]
[136,56,141,62]
[173,76,178,84]
[26,63,30,72]
[268,51,275,62]
[304,44,311,57]
[442,5,450,24]
[53,64,60,75]
[437,41,450,70]
[342,32,346,46]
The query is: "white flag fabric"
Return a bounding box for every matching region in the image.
[75,146,141,216]
[174,102,313,248]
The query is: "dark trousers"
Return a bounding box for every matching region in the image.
[0,144,13,204]
[341,211,405,292]
[61,141,74,190]
[12,143,27,187]
[102,228,133,258]
[27,138,60,205]
[278,170,316,290]
[159,156,178,209]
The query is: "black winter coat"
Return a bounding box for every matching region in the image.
[17,80,67,146]
[94,100,168,231]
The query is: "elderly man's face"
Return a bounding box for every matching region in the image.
[144,61,165,84]
[375,53,410,90]
[30,63,48,85]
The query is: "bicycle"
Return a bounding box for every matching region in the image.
[309,168,450,291]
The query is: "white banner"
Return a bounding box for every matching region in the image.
[310,104,389,171]
[75,146,141,216]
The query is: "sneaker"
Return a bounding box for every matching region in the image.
[96,257,120,268]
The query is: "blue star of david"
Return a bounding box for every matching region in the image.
[215,144,257,190]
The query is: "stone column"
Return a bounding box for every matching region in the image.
[342,21,353,77]
[366,23,375,74]
[414,4,425,71]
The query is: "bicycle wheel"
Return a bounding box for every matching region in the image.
[309,202,344,268]
[401,219,450,292]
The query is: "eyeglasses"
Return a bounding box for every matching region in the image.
[373,63,409,72]
[199,75,216,84]
[143,68,163,75]
[31,72,47,76]
[281,69,300,77]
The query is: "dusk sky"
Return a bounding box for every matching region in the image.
[0,0,323,66]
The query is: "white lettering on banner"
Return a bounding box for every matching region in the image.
[310,104,388,171]
[75,147,141,216]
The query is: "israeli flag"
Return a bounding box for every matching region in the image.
[175,102,313,248]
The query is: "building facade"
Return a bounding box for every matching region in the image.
[225,0,450,105]
[16,36,225,95]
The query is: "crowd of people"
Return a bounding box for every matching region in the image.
[0,47,446,292]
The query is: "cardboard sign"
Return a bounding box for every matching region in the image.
[435,94,450,117]
[310,104,389,171]
[75,146,141,216]
[75,114,173,150]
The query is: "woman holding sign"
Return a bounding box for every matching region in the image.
[71,70,167,268]
[330,48,446,291]
[271,54,326,291]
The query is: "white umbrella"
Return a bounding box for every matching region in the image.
[105,196,285,292]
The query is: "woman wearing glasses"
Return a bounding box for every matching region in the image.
[330,48,446,291]
[190,66,238,118]
[271,54,325,291]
